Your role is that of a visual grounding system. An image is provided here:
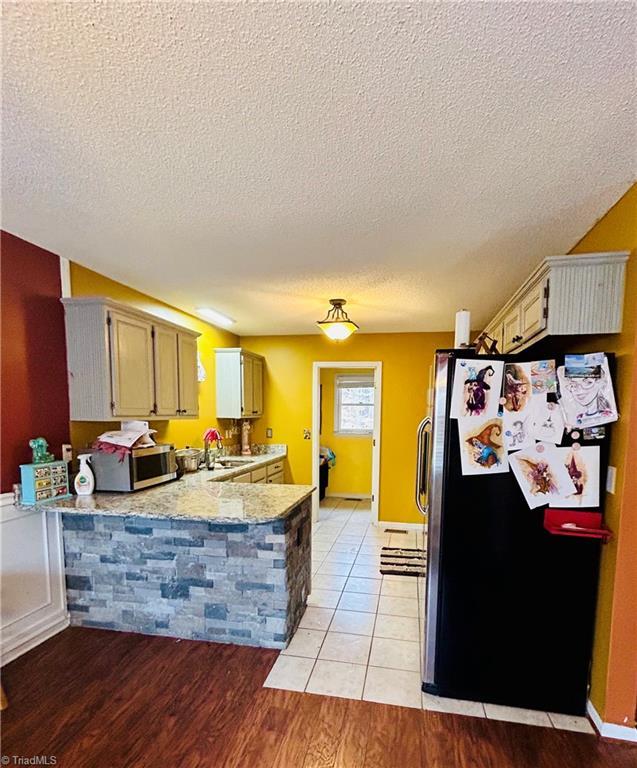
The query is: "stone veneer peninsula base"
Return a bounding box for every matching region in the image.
[62,497,311,649]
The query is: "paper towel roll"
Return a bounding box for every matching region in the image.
[454,310,471,348]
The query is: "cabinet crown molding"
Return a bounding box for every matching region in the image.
[214,346,264,359]
[61,296,200,338]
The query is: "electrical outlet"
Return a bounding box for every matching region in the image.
[266,427,273,439]
[62,444,73,463]
[606,465,617,494]
[303,429,311,440]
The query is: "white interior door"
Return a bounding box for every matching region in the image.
[312,362,382,525]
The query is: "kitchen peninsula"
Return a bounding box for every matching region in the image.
[32,471,314,649]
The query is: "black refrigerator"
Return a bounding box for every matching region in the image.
[420,349,611,716]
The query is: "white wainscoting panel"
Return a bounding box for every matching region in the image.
[1,495,69,665]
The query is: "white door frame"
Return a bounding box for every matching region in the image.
[311,361,382,525]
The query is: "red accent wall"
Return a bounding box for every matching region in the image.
[1,231,70,493]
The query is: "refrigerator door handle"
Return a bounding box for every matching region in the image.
[415,416,432,517]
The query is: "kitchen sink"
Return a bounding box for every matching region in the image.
[217,458,254,467]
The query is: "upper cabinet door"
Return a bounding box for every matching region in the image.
[486,321,504,354]
[241,354,254,417]
[214,348,264,419]
[502,306,522,353]
[519,279,547,344]
[109,311,155,417]
[153,325,179,416]
[177,333,199,417]
[251,356,264,417]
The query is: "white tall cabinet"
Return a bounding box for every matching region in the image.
[62,297,200,420]
[215,348,265,419]
[0,499,68,665]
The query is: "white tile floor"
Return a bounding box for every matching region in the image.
[264,498,595,734]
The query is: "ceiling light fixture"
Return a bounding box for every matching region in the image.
[196,307,235,328]
[316,299,359,341]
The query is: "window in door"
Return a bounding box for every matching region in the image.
[334,375,375,434]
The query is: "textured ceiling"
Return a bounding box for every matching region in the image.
[2,1,635,335]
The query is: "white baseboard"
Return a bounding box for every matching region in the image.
[1,610,70,666]
[587,700,637,742]
[325,493,372,500]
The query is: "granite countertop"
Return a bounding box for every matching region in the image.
[28,460,314,525]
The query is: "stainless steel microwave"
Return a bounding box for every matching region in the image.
[90,444,177,492]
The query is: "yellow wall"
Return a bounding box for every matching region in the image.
[241,331,453,523]
[567,183,637,723]
[320,368,373,497]
[68,262,240,452]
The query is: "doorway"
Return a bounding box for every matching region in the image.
[311,361,382,525]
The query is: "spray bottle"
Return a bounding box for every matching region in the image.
[74,454,95,496]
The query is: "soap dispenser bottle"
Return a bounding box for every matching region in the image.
[74,454,95,495]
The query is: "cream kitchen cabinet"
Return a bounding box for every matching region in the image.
[229,459,285,484]
[153,324,180,417]
[61,297,200,420]
[499,278,548,353]
[250,466,267,483]
[267,460,284,479]
[479,252,628,354]
[251,356,264,416]
[153,326,198,417]
[109,310,156,417]
[501,304,523,353]
[266,460,285,484]
[176,332,199,416]
[215,348,265,419]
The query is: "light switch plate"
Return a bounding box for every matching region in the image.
[266,427,273,438]
[606,465,617,494]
